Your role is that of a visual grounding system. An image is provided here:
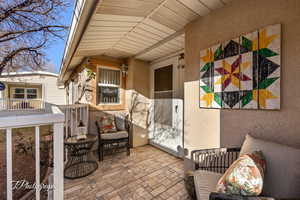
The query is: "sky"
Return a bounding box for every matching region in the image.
[45,1,75,74]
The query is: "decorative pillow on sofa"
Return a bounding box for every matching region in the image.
[99,115,117,133]
[240,134,300,198]
[216,151,266,196]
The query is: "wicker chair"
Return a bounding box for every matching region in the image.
[187,147,241,200]
[191,147,241,174]
[95,116,130,161]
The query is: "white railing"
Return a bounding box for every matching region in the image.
[0,105,65,200]
[0,98,45,111]
[59,104,89,138]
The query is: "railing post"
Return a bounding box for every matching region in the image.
[71,107,73,137]
[43,100,45,110]
[35,126,40,200]
[6,128,12,200]
[86,104,89,133]
[53,122,64,200]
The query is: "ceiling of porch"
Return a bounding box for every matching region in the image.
[75,0,233,61]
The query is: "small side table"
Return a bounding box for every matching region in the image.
[64,135,98,179]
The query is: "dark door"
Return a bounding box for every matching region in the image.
[151,64,183,157]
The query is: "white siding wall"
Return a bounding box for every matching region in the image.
[0,74,66,105]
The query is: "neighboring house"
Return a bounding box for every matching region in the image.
[0,71,66,109]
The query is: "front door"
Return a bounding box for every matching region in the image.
[150,56,184,157]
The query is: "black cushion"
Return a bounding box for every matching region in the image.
[210,192,245,200]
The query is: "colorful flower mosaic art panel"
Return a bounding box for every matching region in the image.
[200,24,281,110]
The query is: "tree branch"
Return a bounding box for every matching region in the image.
[0,0,34,22]
[0,41,46,74]
[0,25,67,42]
[0,0,69,75]
[14,1,54,16]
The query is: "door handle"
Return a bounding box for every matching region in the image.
[175,105,178,113]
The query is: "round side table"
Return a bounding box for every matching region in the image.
[64,135,98,179]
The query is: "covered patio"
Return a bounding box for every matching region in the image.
[58,0,233,167]
[59,0,300,199]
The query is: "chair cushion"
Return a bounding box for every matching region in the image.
[194,170,222,200]
[216,151,266,196]
[240,134,300,198]
[100,131,128,140]
[99,115,117,133]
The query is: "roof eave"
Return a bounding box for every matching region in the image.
[58,0,99,84]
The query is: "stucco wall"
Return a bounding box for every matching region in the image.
[184,81,220,156]
[185,0,300,149]
[127,58,150,98]
[126,58,151,147]
[68,57,150,147]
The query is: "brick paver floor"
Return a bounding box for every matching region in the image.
[64,145,191,200]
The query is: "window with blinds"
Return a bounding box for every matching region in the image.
[98,68,121,104]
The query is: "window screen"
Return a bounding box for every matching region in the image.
[98,68,121,104]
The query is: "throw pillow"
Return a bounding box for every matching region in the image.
[99,115,117,133]
[240,134,300,198]
[216,151,266,196]
[115,115,126,131]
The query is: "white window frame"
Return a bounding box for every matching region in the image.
[11,87,38,99]
[97,67,121,105]
[26,88,38,99]
[12,88,25,99]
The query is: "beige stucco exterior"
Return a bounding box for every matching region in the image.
[126,58,151,147]
[127,58,150,98]
[69,56,151,147]
[184,0,300,151]
[184,80,221,155]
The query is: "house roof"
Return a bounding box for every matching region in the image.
[1,71,59,77]
[59,0,234,83]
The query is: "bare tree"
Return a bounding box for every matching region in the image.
[0,0,69,75]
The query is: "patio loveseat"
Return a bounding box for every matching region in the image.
[186,135,300,200]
